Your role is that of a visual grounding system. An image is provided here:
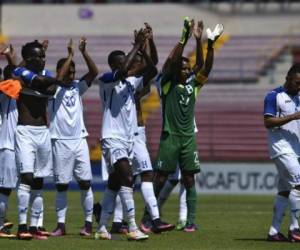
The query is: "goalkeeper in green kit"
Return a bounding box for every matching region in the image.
[153,18,224,232]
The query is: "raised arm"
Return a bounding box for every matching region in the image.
[79,37,99,86]
[144,22,158,65]
[162,17,194,82]
[202,24,224,77]
[56,38,74,81]
[192,21,204,74]
[0,44,17,66]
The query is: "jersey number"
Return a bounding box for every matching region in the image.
[65,96,76,107]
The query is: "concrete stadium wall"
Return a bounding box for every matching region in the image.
[2,3,300,37]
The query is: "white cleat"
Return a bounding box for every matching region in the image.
[94,231,111,240]
[127,229,149,241]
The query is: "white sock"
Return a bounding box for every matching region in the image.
[113,195,124,223]
[17,183,31,225]
[37,202,44,228]
[119,186,137,232]
[179,183,187,222]
[30,189,43,227]
[141,182,159,220]
[289,189,300,230]
[268,195,288,235]
[0,193,8,228]
[98,188,117,233]
[158,180,176,209]
[80,188,94,223]
[56,191,67,224]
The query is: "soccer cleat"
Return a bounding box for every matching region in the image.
[37,227,50,237]
[152,219,175,234]
[93,202,102,224]
[140,218,153,234]
[288,228,300,242]
[17,225,33,240]
[175,220,187,231]
[110,222,128,234]
[94,231,111,240]
[127,229,149,241]
[267,232,288,242]
[183,223,198,233]
[3,219,13,229]
[0,227,16,239]
[80,221,92,236]
[29,226,48,240]
[51,224,66,237]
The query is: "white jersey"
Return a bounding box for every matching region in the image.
[99,73,143,141]
[48,80,89,139]
[0,94,18,150]
[264,86,300,159]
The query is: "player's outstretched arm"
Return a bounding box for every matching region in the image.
[57,38,74,81]
[120,29,148,79]
[144,22,158,66]
[162,17,194,82]
[79,37,99,86]
[193,20,204,74]
[264,112,300,128]
[0,44,17,67]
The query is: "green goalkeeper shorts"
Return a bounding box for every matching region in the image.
[155,132,201,174]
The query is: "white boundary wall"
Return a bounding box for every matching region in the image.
[195,163,277,195]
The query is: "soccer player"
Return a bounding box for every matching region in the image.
[95,28,157,241]
[152,18,223,232]
[108,23,174,234]
[49,38,98,237]
[0,65,18,238]
[12,40,68,240]
[264,63,300,242]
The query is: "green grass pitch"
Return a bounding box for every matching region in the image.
[0,192,298,250]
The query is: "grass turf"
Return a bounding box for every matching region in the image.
[0,192,298,250]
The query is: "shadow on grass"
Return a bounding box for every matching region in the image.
[234,238,290,243]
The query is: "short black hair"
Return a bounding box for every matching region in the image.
[3,65,15,80]
[107,50,125,67]
[287,63,300,77]
[56,58,75,71]
[21,40,44,60]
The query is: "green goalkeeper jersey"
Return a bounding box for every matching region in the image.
[161,76,201,136]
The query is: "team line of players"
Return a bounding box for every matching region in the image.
[0,18,224,241]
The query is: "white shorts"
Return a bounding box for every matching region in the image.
[168,164,181,181]
[101,138,134,174]
[273,153,300,192]
[52,138,92,184]
[132,127,153,176]
[15,125,52,178]
[0,149,18,188]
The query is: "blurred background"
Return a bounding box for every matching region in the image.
[1,0,300,193]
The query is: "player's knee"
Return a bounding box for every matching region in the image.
[108,173,121,191]
[0,188,12,196]
[56,184,69,192]
[78,181,91,190]
[20,173,34,186]
[141,171,153,182]
[182,173,195,188]
[31,178,44,190]
[120,176,133,188]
